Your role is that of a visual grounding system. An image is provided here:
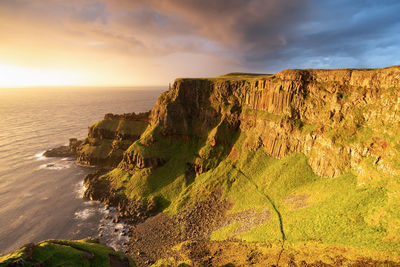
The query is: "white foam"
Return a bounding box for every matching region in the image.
[83,200,100,206]
[39,163,70,170]
[74,208,95,220]
[75,180,87,198]
[33,151,46,161]
[96,206,130,251]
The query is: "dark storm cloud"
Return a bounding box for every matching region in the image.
[108,0,308,52]
[105,0,400,70]
[248,0,400,70]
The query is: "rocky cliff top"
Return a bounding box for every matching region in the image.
[104,111,150,122]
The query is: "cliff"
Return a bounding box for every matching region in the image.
[84,67,400,266]
[149,67,400,178]
[76,112,150,167]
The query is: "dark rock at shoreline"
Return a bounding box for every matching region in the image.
[83,168,158,225]
[44,138,82,158]
[43,146,74,157]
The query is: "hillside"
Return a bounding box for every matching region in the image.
[4,66,400,266]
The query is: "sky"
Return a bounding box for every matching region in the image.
[0,0,400,87]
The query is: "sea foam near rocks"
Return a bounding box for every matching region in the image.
[39,162,70,170]
[33,151,46,161]
[74,208,96,220]
[75,180,87,198]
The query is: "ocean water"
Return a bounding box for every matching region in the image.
[0,87,164,254]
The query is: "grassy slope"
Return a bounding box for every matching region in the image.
[103,129,400,260]
[0,239,136,267]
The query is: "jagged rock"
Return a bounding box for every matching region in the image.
[43,146,74,157]
[75,112,151,167]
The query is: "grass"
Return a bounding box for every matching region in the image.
[175,72,272,83]
[101,122,400,256]
[0,239,136,267]
[210,222,241,241]
[114,131,398,253]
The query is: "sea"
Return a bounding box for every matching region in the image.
[0,87,164,254]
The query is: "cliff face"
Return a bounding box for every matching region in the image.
[145,67,400,178]
[77,112,150,167]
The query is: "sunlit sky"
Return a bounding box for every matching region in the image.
[1,0,400,87]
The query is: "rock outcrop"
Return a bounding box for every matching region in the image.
[76,112,150,167]
[144,66,400,178]
[44,138,83,157]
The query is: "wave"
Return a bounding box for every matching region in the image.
[39,163,70,170]
[33,151,46,161]
[75,180,87,199]
[74,208,96,220]
[97,206,130,251]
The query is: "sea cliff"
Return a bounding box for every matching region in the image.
[17,66,400,266]
[77,112,150,167]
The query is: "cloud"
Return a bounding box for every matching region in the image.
[1,0,399,85]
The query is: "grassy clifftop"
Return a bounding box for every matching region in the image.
[0,239,135,267]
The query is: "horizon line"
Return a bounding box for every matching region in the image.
[0,84,167,89]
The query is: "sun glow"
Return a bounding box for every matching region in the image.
[0,64,86,87]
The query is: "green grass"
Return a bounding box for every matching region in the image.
[175,72,272,83]
[210,222,241,241]
[0,239,135,267]
[102,124,400,255]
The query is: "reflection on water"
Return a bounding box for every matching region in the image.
[0,87,163,254]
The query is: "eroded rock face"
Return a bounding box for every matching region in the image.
[76,112,150,167]
[119,151,166,171]
[135,66,400,178]
[44,138,82,157]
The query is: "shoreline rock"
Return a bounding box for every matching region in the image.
[43,138,82,157]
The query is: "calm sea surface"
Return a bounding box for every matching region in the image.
[0,87,164,254]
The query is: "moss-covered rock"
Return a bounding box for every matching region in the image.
[0,239,135,267]
[76,112,150,167]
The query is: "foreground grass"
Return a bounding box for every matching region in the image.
[0,239,135,267]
